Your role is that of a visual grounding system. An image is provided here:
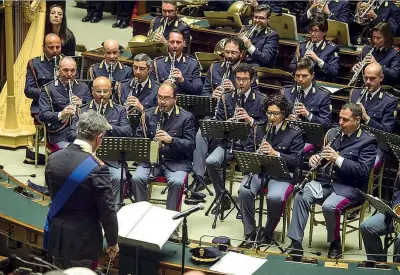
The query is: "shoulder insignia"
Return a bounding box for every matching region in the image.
[179,19,187,26]
[363,129,375,138]
[334,52,338,57]
[327,41,335,46]
[92,154,105,166]
[385,91,396,98]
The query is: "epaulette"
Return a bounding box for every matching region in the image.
[119,78,131,84]
[317,86,331,95]
[42,81,52,87]
[265,26,273,34]
[179,18,188,26]
[179,107,192,115]
[90,63,100,68]
[363,128,375,138]
[154,56,163,62]
[185,55,197,61]
[284,84,293,89]
[327,41,336,46]
[386,92,396,98]
[91,154,105,166]
[147,106,157,114]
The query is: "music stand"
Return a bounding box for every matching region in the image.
[269,13,298,40]
[177,95,217,117]
[127,41,168,59]
[388,143,400,163]
[327,20,351,47]
[97,137,152,206]
[234,151,290,252]
[199,120,250,228]
[195,52,223,72]
[204,11,243,30]
[286,120,325,147]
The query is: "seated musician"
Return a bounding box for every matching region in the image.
[239,4,279,68]
[238,95,304,248]
[351,22,400,87]
[285,57,332,130]
[205,63,267,212]
[24,33,62,120]
[289,14,339,82]
[299,0,351,31]
[66,76,133,209]
[115,53,159,114]
[39,57,92,149]
[146,0,191,47]
[286,103,377,258]
[132,82,196,212]
[151,30,202,95]
[88,39,133,83]
[360,169,400,263]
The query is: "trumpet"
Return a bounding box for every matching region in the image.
[54,55,60,86]
[348,47,374,86]
[167,51,177,82]
[354,0,383,25]
[314,0,330,12]
[147,17,169,42]
[356,87,369,104]
[125,77,139,114]
[149,107,166,179]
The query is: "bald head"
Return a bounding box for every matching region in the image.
[43,33,61,59]
[364,63,383,92]
[93,76,112,90]
[103,39,120,64]
[92,76,112,103]
[364,62,383,76]
[183,271,206,275]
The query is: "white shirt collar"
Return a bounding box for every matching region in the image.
[272,121,284,133]
[314,40,323,48]
[74,139,93,154]
[94,100,108,110]
[104,61,117,71]
[302,83,313,97]
[139,77,149,87]
[166,107,174,117]
[244,88,251,101]
[169,53,183,63]
[367,87,381,101]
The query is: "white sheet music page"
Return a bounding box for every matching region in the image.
[210,251,267,275]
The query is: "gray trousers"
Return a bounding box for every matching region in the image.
[205,146,234,195]
[132,165,187,210]
[108,165,122,210]
[360,213,400,262]
[238,174,294,236]
[287,182,356,243]
[193,129,208,178]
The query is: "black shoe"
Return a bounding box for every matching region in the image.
[112,20,122,28]
[285,240,304,256]
[328,240,342,259]
[346,210,359,221]
[238,233,255,249]
[82,16,92,22]
[91,17,101,23]
[188,178,200,191]
[119,20,129,29]
[211,197,231,215]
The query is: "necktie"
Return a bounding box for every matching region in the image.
[312,43,317,51]
[137,84,142,96]
[268,126,276,142]
[100,105,106,116]
[341,134,348,143]
[162,112,169,128]
[299,90,305,103]
[367,93,373,103]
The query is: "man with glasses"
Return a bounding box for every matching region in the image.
[239,4,279,68]
[152,30,202,95]
[289,14,339,82]
[116,53,159,114]
[146,0,191,47]
[238,94,304,248]
[67,76,133,209]
[131,82,196,213]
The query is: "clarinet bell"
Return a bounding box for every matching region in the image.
[243,174,253,189]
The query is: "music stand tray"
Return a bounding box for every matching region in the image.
[287,120,325,147]
[327,20,350,47]
[204,11,243,30]
[195,52,223,72]
[177,95,217,117]
[199,120,250,141]
[360,191,400,223]
[269,13,298,40]
[388,143,400,163]
[363,125,400,150]
[127,42,168,59]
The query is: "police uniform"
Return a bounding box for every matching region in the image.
[361,170,400,263]
[350,87,398,133]
[132,106,196,210]
[115,77,159,111]
[243,25,279,68]
[284,84,332,129]
[288,127,377,248]
[361,45,400,87]
[299,0,352,30]
[46,142,117,269]
[39,80,92,147]
[88,60,133,82]
[205,89,268,196]
[201,61,259,97]
[148,16,191,47]
[24,53,58,116]
[239,121,304,236]
[289,40,340,82]
[151,55,203,95]
[66,100,133,208]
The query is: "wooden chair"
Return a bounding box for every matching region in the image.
[34,121,47,167]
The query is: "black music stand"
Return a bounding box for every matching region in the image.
[389,143,400,163]
[97,137,152,207]
[199,120,250,229]
[234,151,290,252]
[287,120,325,147]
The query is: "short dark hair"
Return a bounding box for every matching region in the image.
[266,94,291,118]
[224,36,246,52]
[296,57,314,75]
[162,0,177,8]
[372,22,393,49]
[309,13,328,33]
[168,29,184,40]
[341,103,362,119]
[160,81,178,97]
[234,62,256,80]
[254,4,271,18]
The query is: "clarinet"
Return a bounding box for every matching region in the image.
[149,107,165,179]
[355,86,368,104]
[213,61,231,119]
[125,77,139,115]
[54,56,60,86]
[229,88,244,154]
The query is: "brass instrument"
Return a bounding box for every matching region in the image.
[167,51,177,82]
[228,1,252,19]
[125,77,139,115]
[356,87,369,104]
[146,17,169,43]
[315,0,330,12]
[348,47,374,86]
[54,56,60,86]
[149,107,166,179]
[354,0,383,25]
[291,85,303,120]
[177,0,208,16]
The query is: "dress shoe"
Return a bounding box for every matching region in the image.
[238,233,255,249]
[285,240,304,256]
[346,210,359,221]
[211,196,231,215]
[327,240,342,259]
[81,16,92,22]
[119,20,130,29]
[91,17,101,23]
[112,20,122,28]
[194,175,211,192]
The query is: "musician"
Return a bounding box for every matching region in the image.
[151,30,202,95]
[146,0,191,47]
[132,82,196,211]
[299,0,352,30]
[238,95,304,248]
[285,57,332,130]
[25,33,62,118]
[286,103,377,258]
[350,63,398,133]
[46,110,118,268]
[205,63,267,212]
[115,53,159,113]
[240,4,279,68]
[202,36,259,97]
[360,169,400,263]
[39,57,92,149]
[352,22,400,87]
[67,76,133,208]
[88,39,133,82]
[289,14,339,82]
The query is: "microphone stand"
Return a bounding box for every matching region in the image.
[181,216,188,275]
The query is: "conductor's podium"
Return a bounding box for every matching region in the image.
[2,168,400,274]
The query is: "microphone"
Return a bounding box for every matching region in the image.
[12,174,36,178]
[10,254,52,270]
[172,203,205,220]
[28,254,62,271]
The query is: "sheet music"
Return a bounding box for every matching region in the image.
[322,86,340,94]
[210,251,267,275]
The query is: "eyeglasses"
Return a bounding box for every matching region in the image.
[236,77,250,83]
[266,111,282,117]
[157,95,175,102]
[162,9,176,14]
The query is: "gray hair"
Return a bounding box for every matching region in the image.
[77,110,108,141]
[59,56,76,68]
[133,53,152,67]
